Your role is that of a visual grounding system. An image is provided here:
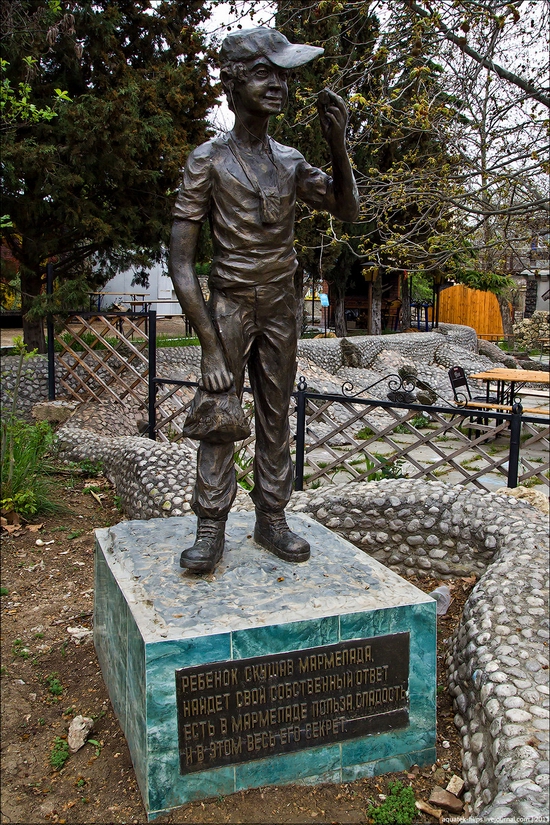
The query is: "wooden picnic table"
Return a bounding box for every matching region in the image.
[470,367,549,407]
[88,292,150,311]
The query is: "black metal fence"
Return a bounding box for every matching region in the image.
[149,374,549,494]
[43,306,548,493]
[291,379,548,491]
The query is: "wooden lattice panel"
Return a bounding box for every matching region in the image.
[54,314,149,408]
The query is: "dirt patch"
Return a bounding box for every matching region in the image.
[1,470,473,824]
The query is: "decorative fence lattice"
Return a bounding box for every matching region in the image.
[295,392,548,492]
[151,377,549,494]
[50,312,153,409]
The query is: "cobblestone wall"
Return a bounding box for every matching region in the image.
[1,324,503,419]
[0,354,49,420]
[54,412,549,821]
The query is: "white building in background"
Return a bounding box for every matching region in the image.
[99,262,182,316]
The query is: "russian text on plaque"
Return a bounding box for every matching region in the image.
[176,633,410,773]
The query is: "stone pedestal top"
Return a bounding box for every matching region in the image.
[96,513,432,643]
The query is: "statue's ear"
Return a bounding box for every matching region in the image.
[220,68,234,92]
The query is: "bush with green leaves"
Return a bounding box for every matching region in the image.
[1,338,60,516]
[1,418,59,516]
[367,781,416,825]
[50,737,69,770]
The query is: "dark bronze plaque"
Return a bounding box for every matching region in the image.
[176,633,409,773]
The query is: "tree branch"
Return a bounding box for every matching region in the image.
[405,0,550,108]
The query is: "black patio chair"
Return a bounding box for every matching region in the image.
[448,366,497,405]
[448,366,497,438]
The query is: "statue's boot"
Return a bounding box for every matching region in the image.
[180,518,225,572]
[254,510,310,563]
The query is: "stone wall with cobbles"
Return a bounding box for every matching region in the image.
[1,324,503,420]
[54,413,549,822]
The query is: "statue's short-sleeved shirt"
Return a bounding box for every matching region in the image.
[173,133,331,290]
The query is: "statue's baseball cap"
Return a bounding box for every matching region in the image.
[219,27,324,69]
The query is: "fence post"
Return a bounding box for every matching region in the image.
[507,402,523,488]
[148,310,157,440]
[46,263,55,401]
[294,376,307,491]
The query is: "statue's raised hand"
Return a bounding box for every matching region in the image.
[317,88,348,150]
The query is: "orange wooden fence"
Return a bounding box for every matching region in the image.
[438,284,505,339]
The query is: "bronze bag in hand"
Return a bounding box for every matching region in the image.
[182,386,251,444]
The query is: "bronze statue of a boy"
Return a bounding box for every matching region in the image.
[169,28,359,572]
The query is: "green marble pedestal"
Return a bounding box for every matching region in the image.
[94,513,436,820]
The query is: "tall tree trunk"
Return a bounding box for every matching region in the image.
[497,294,514,345]
[371,276,382,335]
[20,266,46,353]
[401,276,411,329]
[334,291,346,337]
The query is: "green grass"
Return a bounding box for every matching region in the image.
[156,335,200,348]
[12,639,30,659]
[408,413,431,428]
[487,443,508,454]
[393,423,410,434]
[356,425,374,439]
[45,673,63,696]
[77,458,104,474]
[349,457,368,466]
[460,457,483,469]
[1,419,61,516]
[234,449,253,491]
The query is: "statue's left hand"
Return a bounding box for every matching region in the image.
[317,88,348,149]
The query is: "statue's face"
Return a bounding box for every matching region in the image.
[233,58,288,117]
